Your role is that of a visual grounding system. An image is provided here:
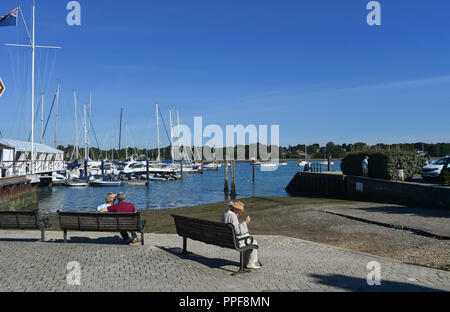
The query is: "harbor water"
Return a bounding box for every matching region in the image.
[35,161,342,214]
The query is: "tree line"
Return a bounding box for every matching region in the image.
[57,141,450,162]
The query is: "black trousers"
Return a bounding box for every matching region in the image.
[120,231,137,240]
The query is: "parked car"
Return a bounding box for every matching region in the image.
[421,156,450,180]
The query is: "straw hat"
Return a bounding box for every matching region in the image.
[229,200,246,214]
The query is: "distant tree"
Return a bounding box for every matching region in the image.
[326,142,346,158]
[354,142,367,152]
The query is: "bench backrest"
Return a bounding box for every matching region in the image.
[171,214,236,249]
[0,210,40,230]
[58,211,142,232]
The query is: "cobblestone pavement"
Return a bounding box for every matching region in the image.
[0,231,448,292]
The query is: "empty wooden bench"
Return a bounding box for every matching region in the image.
[57,211,146,245]
[171,214,258,274]
[0,210,50,242]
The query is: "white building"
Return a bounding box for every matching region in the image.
[0,138,64,178]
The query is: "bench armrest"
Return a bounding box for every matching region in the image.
[237,235,254,246]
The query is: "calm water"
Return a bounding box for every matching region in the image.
[36,161,342,214]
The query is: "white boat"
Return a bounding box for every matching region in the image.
[319,160,335,166]
[65,180,89,187]
[149,174,173,181]
[259,162,278,169]
[91,180,122,187]
[203,162,220,170]
[297,145,311,167]
[122,160,178,175]
[297,160,312,167]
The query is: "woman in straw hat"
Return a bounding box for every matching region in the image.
[221,200,261,270]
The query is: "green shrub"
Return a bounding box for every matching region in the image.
[341,151,425,180]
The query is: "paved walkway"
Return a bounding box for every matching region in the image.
[0,230,448,292]
[317,202,450,237]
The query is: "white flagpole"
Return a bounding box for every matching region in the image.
[5,0,61,174]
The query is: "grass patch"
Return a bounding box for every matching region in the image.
[43,196,354,234]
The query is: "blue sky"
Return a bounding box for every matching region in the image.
[0,0,449,149]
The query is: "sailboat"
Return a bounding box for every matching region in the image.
[297,145,312,167]
[3,2,63,183]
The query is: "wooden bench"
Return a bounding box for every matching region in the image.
[171,214,258,275]
[57,211,146,245]
[0,210,50,242]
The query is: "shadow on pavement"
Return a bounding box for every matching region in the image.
[309,274,444,292]
[51,235,129,245]
[353,205,450,219]
[0,238,41,243]
[156,246,239,273]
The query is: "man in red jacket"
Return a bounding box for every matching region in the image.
[105,192,141,244]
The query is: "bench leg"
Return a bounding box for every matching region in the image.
[40,230,45,242]
[182,237,188,254]
[232,252,251,276]
[63,230,67,243]
[181,237,192,256]
[141,231,144,246]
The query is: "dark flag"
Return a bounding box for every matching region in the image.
[0,8,18,27]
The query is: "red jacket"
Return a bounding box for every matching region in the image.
[107,201,136,213]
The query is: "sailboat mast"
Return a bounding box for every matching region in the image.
[119,108,123,156]
[156,103,160,162]
[169,107,174,160]
[54,84,59,148]
[88,90,91,160]
[84,104,87,161]
[40,93,44,144]
[74,91,79,161]
[125,123,128,160]
[31,1,36,173]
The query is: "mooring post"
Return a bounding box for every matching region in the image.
[101,159,105,176]
[328,156,332,172]
[231,160,236,199]
[224,154,229,194]
[180,158,183,177]
[252,159,256,183]
[146,159,150,181]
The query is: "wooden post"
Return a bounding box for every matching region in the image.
[101,159,105,176]
[146,159,150,181]
[180,158,183,177]
[224,155,229,194]
[328,156,332,172]
[252,159,255,183]
[230,160,236,199]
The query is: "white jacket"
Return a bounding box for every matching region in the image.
[221,210,249,236]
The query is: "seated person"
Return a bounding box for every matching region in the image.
[97,192,116,212]
[100,192,141,244]
[221,200,261,270]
